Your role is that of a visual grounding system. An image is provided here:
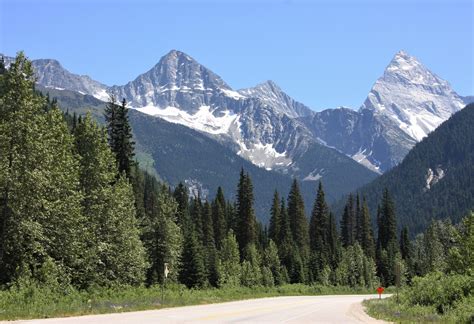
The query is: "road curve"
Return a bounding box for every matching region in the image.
[12,295,388,323]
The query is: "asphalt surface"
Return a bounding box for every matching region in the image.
[12,295,388,323]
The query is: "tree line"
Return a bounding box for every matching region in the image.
[1,53,471,293]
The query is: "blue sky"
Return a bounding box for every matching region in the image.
[1,0,472,110]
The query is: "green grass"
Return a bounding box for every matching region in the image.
[364,294,474,323]
[0,283,377,321]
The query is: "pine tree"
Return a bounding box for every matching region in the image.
[341,194,356,247]
[190,195,204,243]
[359,198,375,259]
[268,190,281,245]
[236,169,257,257]
[212,187,227,250]
[173,182,189,227]
[287,179,309,270]
[376,189,399,286]
[309,182,330,282]
[104,96,135,178]
[179,227,206,288]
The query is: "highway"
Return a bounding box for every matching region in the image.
[13,295,387,323]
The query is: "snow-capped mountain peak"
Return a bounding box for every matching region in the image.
[238,80,313,118]
[361,50,465,142]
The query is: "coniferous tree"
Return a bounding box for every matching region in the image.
[359,198,376,259]
[173,182,189,226]
[236,169,257,258]
[341,194,356,247]
[104,96,135,178]
[190,195,204,243]
[376,189,399,286]
[179,227,206,288]
[287,179,309,271]
[327,212,341,271]
[212,187,227,250]
[309,182,330,282]
[268,190,281,244]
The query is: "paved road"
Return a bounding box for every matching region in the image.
[13,295,388,323]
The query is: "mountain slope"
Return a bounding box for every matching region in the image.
[351,104,474,235]
[303,50,466,172]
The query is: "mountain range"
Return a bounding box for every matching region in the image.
[1,50,470,221]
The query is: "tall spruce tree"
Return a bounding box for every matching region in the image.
[236,169,257,258]
[212,187,227,250]
[376,189,399,286]
[309,182,330,282]
[173,182,189,227]
[104,96,135,178]
[359,198,375,259]
[287,179,309,267]
[179,226,206,288]
[341,194,356,247]
[268,190,281,245]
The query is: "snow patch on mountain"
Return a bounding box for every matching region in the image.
[351,149,382,174]
[424,166,446,191]
[135,105,239,135]
[236,139,291,171]
[303,168,324,181]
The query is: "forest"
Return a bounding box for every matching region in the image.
[0,53,472,322]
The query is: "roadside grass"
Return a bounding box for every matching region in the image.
[364,296,474,323]
[0,283,379,321]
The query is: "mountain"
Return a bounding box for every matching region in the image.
[238,80,314,118]
[303,50,466,172]
[346,104,474,235]
[4,50,464,175]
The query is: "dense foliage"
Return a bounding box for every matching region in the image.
[1,53,472,322]
[351,104,474,235]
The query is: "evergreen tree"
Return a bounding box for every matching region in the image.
[268,190,281,244]
[141,178,182,285]
[190,195,204,243]
[236,169,257,257]
[173,182,189,227]
[375,189,399,286]
[212,187,227,250]
[399,226,413,281]
[359,198,376,259]
[341,194,356,247]
[327,212,341,271]
[263,240,282,285]
[104,96,135,178]
[287,179,309,271]
[309,182,330,282]
[179,227,206,288]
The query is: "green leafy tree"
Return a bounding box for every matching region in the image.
[217,231,241,287]
[0,53,84,286]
